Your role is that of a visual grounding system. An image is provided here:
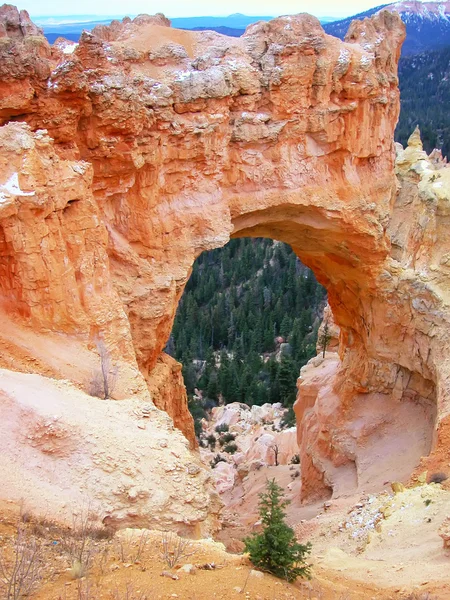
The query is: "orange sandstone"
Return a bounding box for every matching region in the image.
[0,5,443,522]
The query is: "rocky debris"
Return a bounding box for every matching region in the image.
[329,481,450,556]
[25,415,77,457]
[205,403,287,432]
[338,493,390,551]
[392,482,406,494]
[161,570,179,580]
[304,481,450,590]
[0,370,221,535]
[199,402,299,495]
[439,516,450,548]
[209,461,237,495]
[250,569,264,579]
[141,405,153,418]
[177,563,196,574]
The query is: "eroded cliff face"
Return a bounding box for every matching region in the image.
[1,3,443,520]
[295,132,450,502]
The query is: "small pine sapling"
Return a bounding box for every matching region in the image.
[244,479,311,582]
[319,319,331,358]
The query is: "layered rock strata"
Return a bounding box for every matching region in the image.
[1,3,444,519]
[295,131,450,501]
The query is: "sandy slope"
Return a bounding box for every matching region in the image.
[0,368,217,535]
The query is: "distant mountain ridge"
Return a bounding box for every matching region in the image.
[36,13,273,41]
[36,12,337,43]
[191,26,244,38]
[324,1,450,55]
[172,13,273,29]
[37,3,450,53]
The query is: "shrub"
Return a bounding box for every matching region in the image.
[0,525,44,600]
[281,407,296,428]
[160,532,195,569]
[244,479,311,582]
[115,530,149,564]
[206,434,216,449]
[188,396,207,439]
[290,454,300,465]
[429,472,448,484]
[110,583,150,600]
[58,504,102,579]
[210,454,226,468]
[215,423,229,433]
[222,432,236,444]
[223,442,238,454]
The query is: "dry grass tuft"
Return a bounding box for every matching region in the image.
[0,524,44,600]
[160,531,195,569]
[115,530,149,564]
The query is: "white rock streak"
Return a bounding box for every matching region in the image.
[1,173,35,197]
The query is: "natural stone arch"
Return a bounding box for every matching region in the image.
[0,5,447,512]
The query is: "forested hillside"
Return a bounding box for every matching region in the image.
[167,239,326,431]
[396,45,450,157]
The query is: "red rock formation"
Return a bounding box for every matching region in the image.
[4,5,446,516]
[147,352,196,447]
[295,130,450,501]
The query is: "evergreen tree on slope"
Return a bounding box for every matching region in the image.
[244,479,311,582]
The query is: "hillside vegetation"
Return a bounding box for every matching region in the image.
[396,45,450,157]
[168,239,326,430]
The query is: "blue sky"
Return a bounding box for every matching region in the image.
[22,0,407,19]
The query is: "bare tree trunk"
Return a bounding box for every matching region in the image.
[89,338,118,399]
[272,444,279,467]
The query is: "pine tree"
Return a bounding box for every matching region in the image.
[244,479,311,582]
[168,238,327,433]
[319,319,331,358]
[278,357,298,408]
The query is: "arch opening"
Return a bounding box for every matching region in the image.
[157,205,438,506]
[166,237,327,429]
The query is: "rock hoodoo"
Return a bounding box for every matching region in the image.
[1,3,448,524]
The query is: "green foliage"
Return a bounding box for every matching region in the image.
[220,432,236,445]
[210,454,226,468]
[290,454,300,465]
[244,479,312,582]
[168,239,326,435]
[206,434,216,449]
[318,319,331,358]
[396,46,450,159]
[281,407,296,428]
[187,396,206,438]
[223,442,238,454]
[215,423,229,433]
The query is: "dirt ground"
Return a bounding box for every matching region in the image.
[2,480,450,600]
[0,504,377,600]
[213,465,450,600]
